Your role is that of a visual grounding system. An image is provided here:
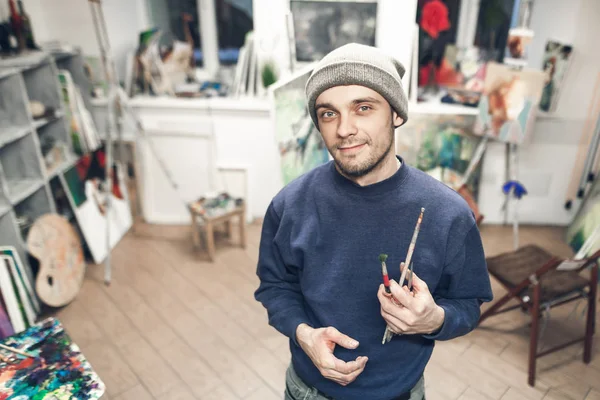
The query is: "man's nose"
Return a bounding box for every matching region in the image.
[336,115,358,138]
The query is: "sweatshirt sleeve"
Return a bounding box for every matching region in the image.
[423,223,493,341]
[254,202,310,345]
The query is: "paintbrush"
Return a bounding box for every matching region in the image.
[399,208,425,288]
[380,254,394,344]
[0,343,35,358]
[379,253,391,295]
[381,259,404,344]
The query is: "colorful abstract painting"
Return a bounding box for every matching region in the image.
[0,317,105,399]
[270,64,330,186]
[396,113,484,199]
[566,178,600,259]
[474,62,546,144]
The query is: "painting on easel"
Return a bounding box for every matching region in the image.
[474,62,546,144]
[269,63,330,186]
[396,113,484,200]
[566,177,600,258]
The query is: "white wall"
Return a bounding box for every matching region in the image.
[21,0,150,82]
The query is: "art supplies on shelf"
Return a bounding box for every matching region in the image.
[189,192,243,219]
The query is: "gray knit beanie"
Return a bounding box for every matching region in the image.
[305,43,409,129]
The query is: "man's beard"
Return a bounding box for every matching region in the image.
[331,124,395,178]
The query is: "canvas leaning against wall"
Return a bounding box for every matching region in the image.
[396,113,483,199]
[566,177,600,258]
[269,63,329,186]
[61,149,132,264]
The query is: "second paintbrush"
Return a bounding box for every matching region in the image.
[399,207,425,288]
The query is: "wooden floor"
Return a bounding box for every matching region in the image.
[52,221,600,400]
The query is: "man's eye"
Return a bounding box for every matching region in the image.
[359,106,371,112]
[322,111,335,118]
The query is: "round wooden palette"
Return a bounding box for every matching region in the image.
[26,214,86,307]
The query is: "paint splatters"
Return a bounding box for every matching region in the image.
[0,317,104,399]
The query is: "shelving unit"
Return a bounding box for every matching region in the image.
[0,49,93,284]
[0,71,31,148]
[0,133,46,204]
[14,187,53,241]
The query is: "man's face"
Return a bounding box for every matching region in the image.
[315,85,404,177]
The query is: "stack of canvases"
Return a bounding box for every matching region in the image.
[230,32,265,97]
[0,247,40,339]
[58,70,101,156]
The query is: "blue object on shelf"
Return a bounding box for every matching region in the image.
[502,180,528,199]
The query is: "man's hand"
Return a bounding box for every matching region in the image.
[295,324,368,386]
[377,269,445,335]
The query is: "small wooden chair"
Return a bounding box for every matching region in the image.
[479,245,599,387]
[189,196,246,261]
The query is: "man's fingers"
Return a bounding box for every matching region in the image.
[323,357,368,385]
[323,327,359,349]
[381,307,410,333]
[332,356,367,374]
[389,280,413,308]
[410,270,429,293]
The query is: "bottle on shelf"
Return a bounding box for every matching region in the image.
[17,0,37,50]
[8,0,25,51]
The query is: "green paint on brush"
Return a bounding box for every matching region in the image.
[379,253,388,262]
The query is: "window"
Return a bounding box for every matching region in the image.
[146,0,253,70]
[146,0,203,65]
[215,0,253,65]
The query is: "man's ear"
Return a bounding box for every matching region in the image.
[392,111,404,127]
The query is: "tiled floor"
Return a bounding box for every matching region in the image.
[53,221,600,400]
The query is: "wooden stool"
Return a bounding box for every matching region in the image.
[190,201,246,261]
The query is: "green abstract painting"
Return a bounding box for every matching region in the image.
[566,178,600,258]
[396,113,483,199]
[270,64,329,186]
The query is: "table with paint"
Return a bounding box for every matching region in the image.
[0,317,105,399]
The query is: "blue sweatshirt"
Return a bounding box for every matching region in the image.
[254,156,493,400]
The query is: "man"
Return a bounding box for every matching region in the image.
[254,43,493,400]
